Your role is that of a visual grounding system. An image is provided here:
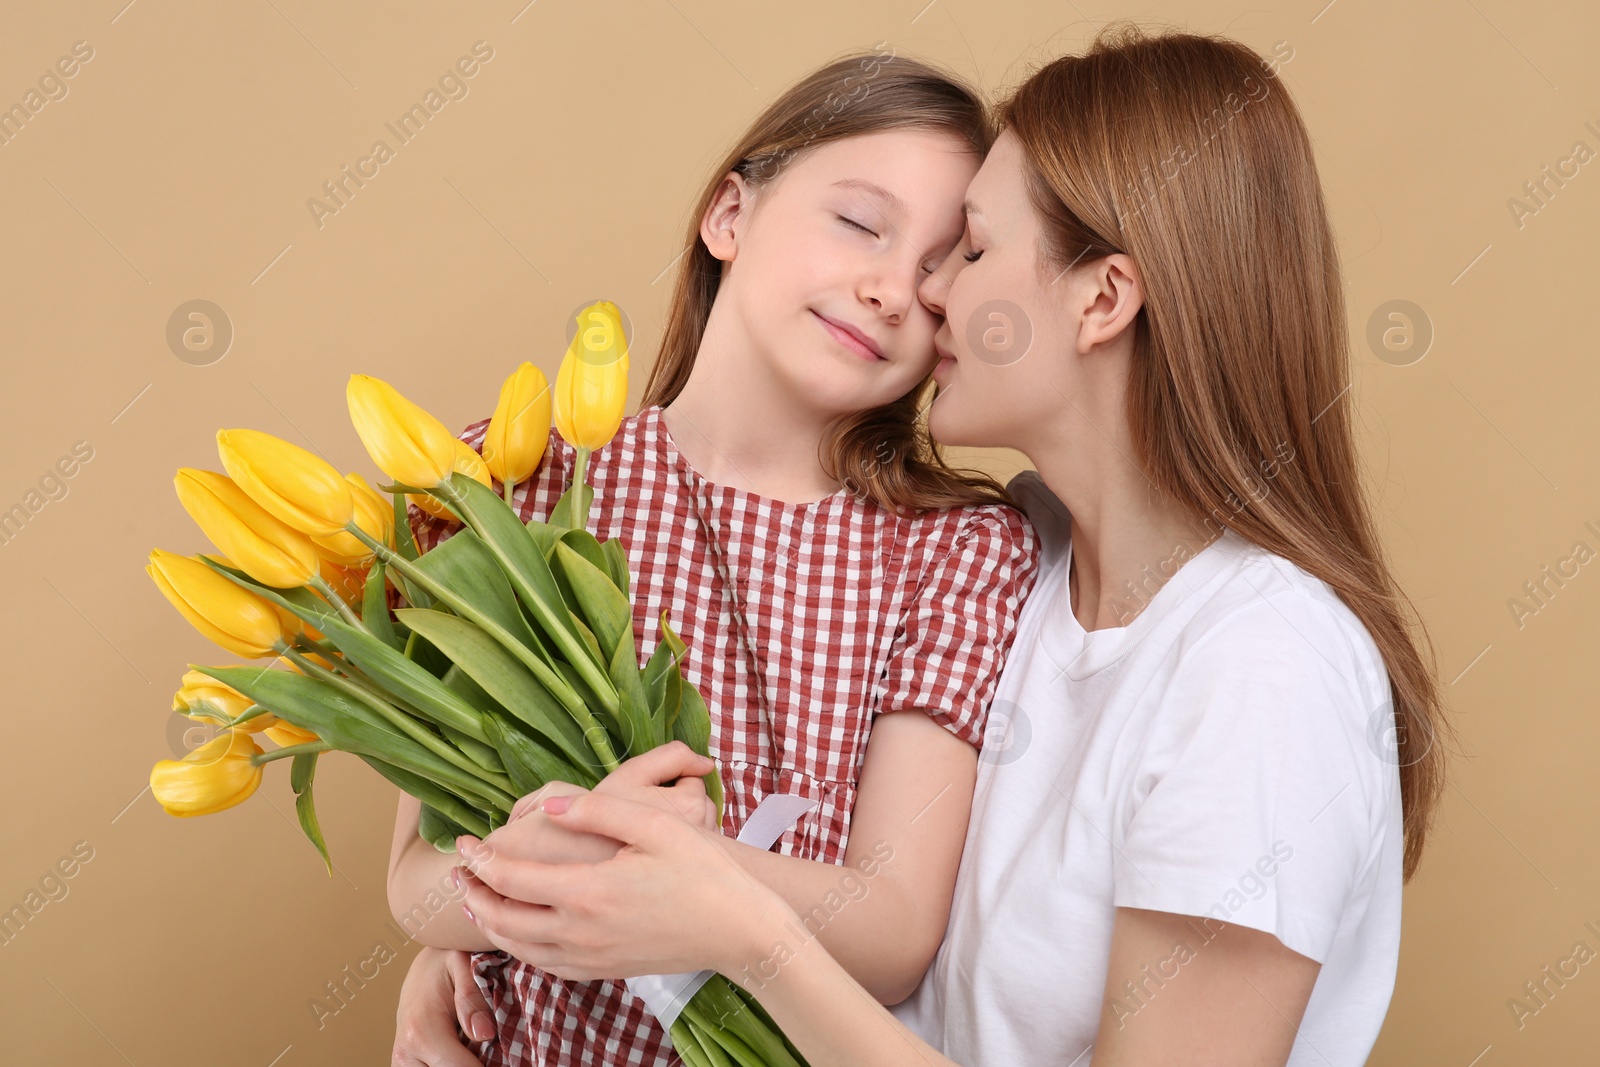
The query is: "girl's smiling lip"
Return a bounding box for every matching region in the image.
[813,310,887,361]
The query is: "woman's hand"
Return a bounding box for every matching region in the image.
[391,946,494,1067]
[454,744,778,981]
[453,741,723,872]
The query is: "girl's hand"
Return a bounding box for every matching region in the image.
[591,741,720,831]
[391,946,494,1066]
[455,747,777,981]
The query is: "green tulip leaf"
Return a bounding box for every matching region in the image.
[599,537,630,597]
[483,711,599,793]
[658,612,690,735]
[290,751,334,877]
[671,678,723,824]
[361,562,403,650]
[439,720,505,776]
[197,665,501,810]
[558,527,608,575]
[442,473,618,715]
[411,527,545,654]
[393,608,599,776]
[643,637,679,740]
[200,562,495,748]
[417,803,474,853]
[608,627,658,756]
[549,480,594,531]
[555,541,632,660]
[358,756,492,842]
[392,492,418,558]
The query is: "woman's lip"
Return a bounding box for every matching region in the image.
[932,355,955,383]
[814,311,886,361]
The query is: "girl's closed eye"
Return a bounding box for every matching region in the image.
[962,247,983,263]
[838,214,878,237]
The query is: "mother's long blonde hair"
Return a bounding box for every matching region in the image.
[999,25,1451,881]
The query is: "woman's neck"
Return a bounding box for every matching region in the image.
[1033,447,1218,633]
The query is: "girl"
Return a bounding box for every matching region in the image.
[436,25,1452,1067]
[386,49,1042,1067]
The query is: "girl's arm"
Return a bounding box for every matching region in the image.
[713,708,977,1004]
[388,793,498,951]
[1088,907,1320,1066]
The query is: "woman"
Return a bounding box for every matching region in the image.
[402,25,1450,1066]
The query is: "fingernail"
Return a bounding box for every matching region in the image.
[543,795,573,815]
[470,1011,493,1041]
[462,902,475,922]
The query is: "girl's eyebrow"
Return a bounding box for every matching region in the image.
[963,198,983,217]
[831,178,906,213]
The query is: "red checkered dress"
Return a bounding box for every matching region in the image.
[409,403,1040,1067]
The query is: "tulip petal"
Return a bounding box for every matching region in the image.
[347,375,459,489]
[217,430,354,538]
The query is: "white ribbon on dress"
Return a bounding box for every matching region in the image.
[623,791,819,1040]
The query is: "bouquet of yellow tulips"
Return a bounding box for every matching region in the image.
[145,300,807,1066]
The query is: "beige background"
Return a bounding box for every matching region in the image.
[0,0,1595,1063]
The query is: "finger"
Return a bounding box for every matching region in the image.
[508,780,590,823]
[663,777,712,824]
[444,950,496,1044]
[543,790,687,850]
[457,847,595,911]
[459,866,567,946]
[601,741,715,790]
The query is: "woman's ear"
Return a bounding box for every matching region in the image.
[1074,252,1144,355]
[700,172,752,264]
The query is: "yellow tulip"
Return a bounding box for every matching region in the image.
[263,720,320,748]
[410,439,493,519]
[150,728,264,817]
[310,473,394,565]
[147,549,297,658]
[553,301,630,451]
[174,469,321,589]
[347,375,459,489]
[217,429,354,538]
[173,669,277,733]
[483,362,552,486]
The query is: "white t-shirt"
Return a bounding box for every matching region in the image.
[890,469,1404,1066]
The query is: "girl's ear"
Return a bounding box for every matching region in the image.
[1074,252,1144,356]
[700,171,753,264]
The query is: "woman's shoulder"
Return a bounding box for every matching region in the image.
[1174,539,1390,716]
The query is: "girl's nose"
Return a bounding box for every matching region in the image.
[918,262,951,317]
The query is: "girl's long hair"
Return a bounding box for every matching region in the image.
[641,49,1014,514]
[999,25,1451,881]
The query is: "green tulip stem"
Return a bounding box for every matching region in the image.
[279,647,519,812]
[503,478,516,506]
[308,575,364,629]
[250,739,333,766]
[342,521,622,773]
[572,447,593,529]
